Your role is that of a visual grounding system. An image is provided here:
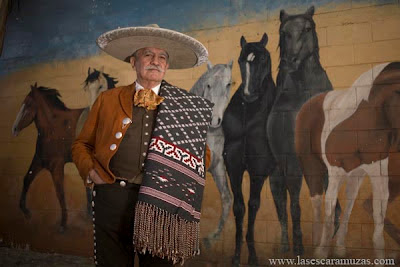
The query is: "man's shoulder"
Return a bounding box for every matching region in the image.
[162,81,195,97]
[162,80,213,109]
[100,84,133,98]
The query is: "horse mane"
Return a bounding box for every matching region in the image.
[84,69,118,89]
[190,64,226,96]
[36,86,68,111]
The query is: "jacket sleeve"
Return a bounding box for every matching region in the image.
[72,92,103,186]
[205,144,211,171]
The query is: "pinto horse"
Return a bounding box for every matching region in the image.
[190,60,233,246]
[296,62,400,260]
[12,84,84,232]
[222,33,276,265]
[266,6,340,255]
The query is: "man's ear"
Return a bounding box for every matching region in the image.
[129,56,136,68]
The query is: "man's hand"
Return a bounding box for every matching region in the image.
[88,169,106,184]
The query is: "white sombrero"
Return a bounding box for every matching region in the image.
[96,24,208,69]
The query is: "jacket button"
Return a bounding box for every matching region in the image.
[110,144,117,151]
[123,117,132,125]
[119,181,126,187]
[115,132,123,139]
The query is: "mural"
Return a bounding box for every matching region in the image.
[296,62,400,260]
[266,6,339,254]
[189,60,233,246]
[222,33,276,266]
[11,69,117,232]
[1,0,400,265]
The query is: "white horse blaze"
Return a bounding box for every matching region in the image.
[244,53,255,96]
[12,103,26,136]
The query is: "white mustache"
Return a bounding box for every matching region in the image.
[145,65,165,73]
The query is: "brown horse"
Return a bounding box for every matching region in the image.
[296,62,400,261]
[12,83,84,232]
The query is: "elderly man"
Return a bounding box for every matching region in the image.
[72,25,213,266]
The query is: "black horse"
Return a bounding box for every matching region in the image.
[222,33,276,266]
[266,6,340,255]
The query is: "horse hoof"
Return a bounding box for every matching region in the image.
[293,244,304,256]
[232,255,240,267]
[314,246,329,258]
[248,255,258,266]
[58,225,67,233]
[21,208,32,219]
[333,246,346,258]
[280,243,290,253]
[202,237,212,249]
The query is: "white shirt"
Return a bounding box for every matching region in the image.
[135,81,161,95]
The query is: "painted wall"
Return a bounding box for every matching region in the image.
[1,0,400,265]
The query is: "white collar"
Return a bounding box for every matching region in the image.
[135,81,161,95]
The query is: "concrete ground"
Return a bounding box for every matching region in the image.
[0,247,94,267]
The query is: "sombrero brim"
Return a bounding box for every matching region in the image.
[96,27,208,69]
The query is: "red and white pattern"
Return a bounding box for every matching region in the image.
[149,137,205,177]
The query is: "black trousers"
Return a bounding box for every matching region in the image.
[92,182,174,267]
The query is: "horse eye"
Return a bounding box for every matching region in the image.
[226,83,231,88]
[207,84,211,89]
[305,27,311,32]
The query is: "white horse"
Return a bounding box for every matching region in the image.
[190,60,233,246]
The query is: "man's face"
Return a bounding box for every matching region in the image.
[130,47,169,84]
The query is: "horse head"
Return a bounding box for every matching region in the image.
[190,60,233,128]
[239,33,272,102]
[12,83,39,136]
[83,67,118,108]
[279,6,318,72]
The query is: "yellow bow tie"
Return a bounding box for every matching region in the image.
[133,88,164,110]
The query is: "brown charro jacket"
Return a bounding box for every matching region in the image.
[72,82,211,186]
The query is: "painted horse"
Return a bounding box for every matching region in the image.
[189,60,233,247]
[76,67,118,135]
[222,33,276,265]
[12,84,85,232]
[296,62,400,262]
[266,6,339,255]
[12,69,117,231]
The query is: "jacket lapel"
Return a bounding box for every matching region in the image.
[119,83,135,118]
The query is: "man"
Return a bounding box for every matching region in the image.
[72,25,213,266]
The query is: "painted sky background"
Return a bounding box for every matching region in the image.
[0,0,394,75]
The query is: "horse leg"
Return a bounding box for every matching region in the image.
[315,168,345,258]
[204,162,232,247]
[246,175,265,265]
[228,164,246,266]
[270,171,289,253]
[303,172,324,247]
[50,163,67,232]
[334,172,365,258]
[367,159,389,262]
[323,170,342,236]
[365,155,400,247]
[20,155,43,218]
[286,172,304,256]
